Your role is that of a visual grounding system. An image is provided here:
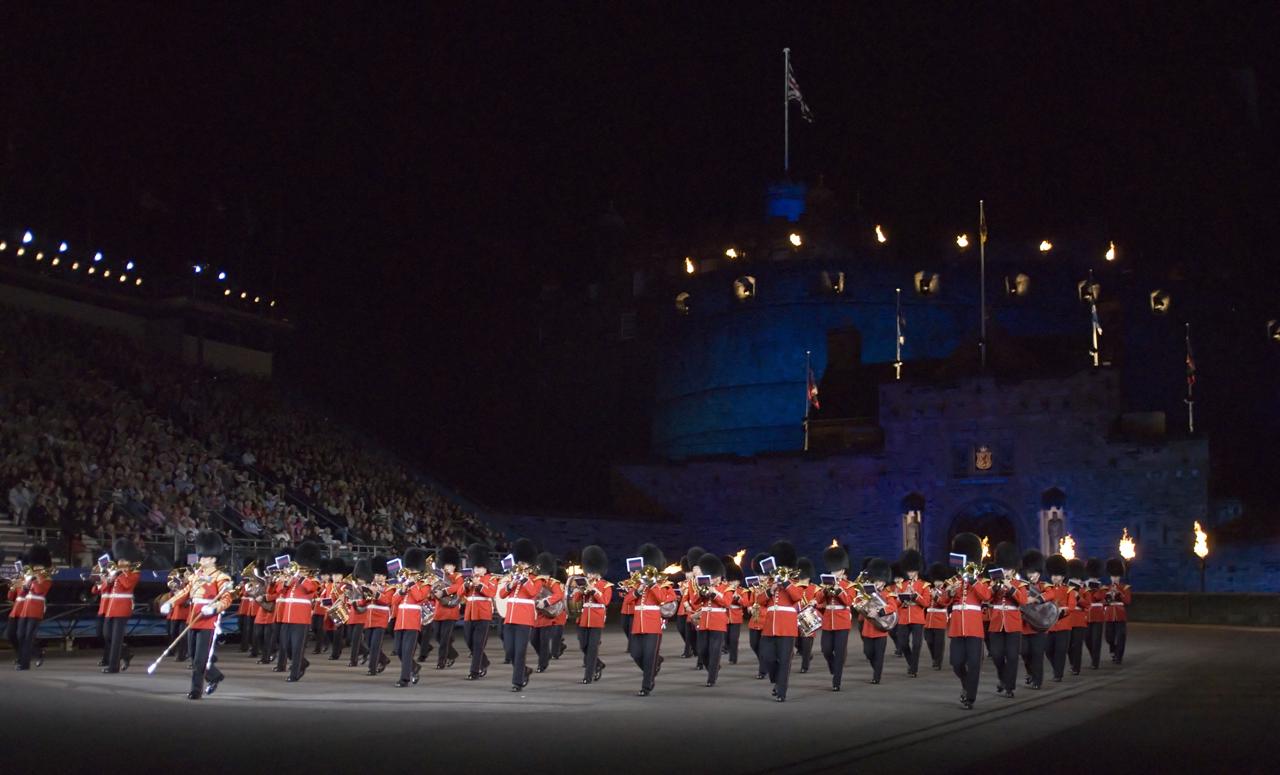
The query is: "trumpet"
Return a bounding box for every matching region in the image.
[944,562,986,593]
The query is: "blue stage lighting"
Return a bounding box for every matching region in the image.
[22,231,33,244]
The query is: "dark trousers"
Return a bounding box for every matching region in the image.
[1086,621,1104,668]
[684,618,698,660]
[988,630,1022,690]
[464,619,491,675]
[951,635,984,702]
[1021,631,1047,686]
[533,625,562,670]
[820,628,850,688]
[862,635,887,681]
[925,626,947,668]
[726,623,741,663]
[508,623,532,687]
[4,613,19,654]
[96,615,106,662]
[1105,621,1127,662]
[168,619,189,661]
[500,619,512,661]
[345,623,364,666]
[104,616,132,671]
[367,627,388,674]
[889,625,901,654]
[897,622,924,674]
[759,635,796,699]
[329,622,347,660]
[265,623,280,663]
[396,629,419,683]
[238,615,253,651]
[254,620,270,659]
[429,619,460,666]
[578,626,603,682]
[629,632,662,692]
[796,635,814,671]
[311,614,326,652]
[190,628,224,696]
[1046,629,1070,679]
[697,629,725,684]
[281,623,309,680]
[620,614,633,649]
[673,617,689,657]
[1068,627,1086,672]
[15,617,39,669]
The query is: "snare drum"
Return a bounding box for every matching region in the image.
[797,604,822,637]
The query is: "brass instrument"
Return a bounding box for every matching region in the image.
[943,561,987,594]
[851,582,898,632]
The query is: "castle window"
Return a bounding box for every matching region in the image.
[820,270,845,295]
[675,292,691,315]
[901,493,925,552]
[733,276,757,301]
[1039,488,1068,554]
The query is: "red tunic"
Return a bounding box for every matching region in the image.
[276,577,320,626]
[630,583,676,635]
[1049,586,1076,633]
[893,579,932,625]
[393,582,432,631]
[1084,586,1106,623]
[167,573,234,630]
[254,581,279,626]
[726,585,746,625]
[501,576,544,627]
[761,582,806,637]
[366,587,395,629]
[1104,584,1131,622]
[988,579,1030,633]
[1067,585,1089,628]
[572,579,613,628]
[859,591,901,639]
[7,585,25,618]
[92,581,108,616]
[925,586,950,629]
[945,579,993,638]
[745,588,765,631]
[463,574,498,622]
[432,573,466,622]
[818,579,855,631]
[102,570,140,618]
[533,579,565,629]
[693,584,731,632]
[619,584,637,615]
[167,593,193,622]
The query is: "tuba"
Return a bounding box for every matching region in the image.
[852,584,898,632]
[1019,581,1060,631]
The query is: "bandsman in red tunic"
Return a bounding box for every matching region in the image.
[393,547,431,687]
[691,552,732,687]
[90,557,111,667]
[237,557,258,655]
[758,540,806,702]
[160,531,234,699]
[101,538,142,674]
[531,552,566,673]
[1019,549,1053,690]
[924,562,952,671]
[894,548,932,677]
[573,545,612,684]
[276,541,322,682]
[421,547,464,668]
[724,556,746,665]
[1066,558,1090,675]
[363,556,394,676]
[745,552,769,679]
[13,545,53,671]
[1084,557,1107,669]
[817,545,855,691]
[1044,554,1075,682]
[163,565,193,664]
[1104,557,1132,664]
[342,558,372,668]
[502,538,545,691]
[946,533,993,709]
[793,558,820,674]
[628,543,676,697]
[858,558,901,684]
[462,543,497,680]
[987,542,1030,698]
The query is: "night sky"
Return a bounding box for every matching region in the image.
[3,5,1277,515]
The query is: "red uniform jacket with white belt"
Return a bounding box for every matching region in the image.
[166,572,234,631]
[93,581,108,616]
[366,587,395,629]
[859,590,901,639]
[7,584,24,618]
[276,576,320,626]
[946,579,993,638]
[925,586,950,629]
[1085,586,1106,623]
[1104,584,1131,622]
[101,570,140,618]
[502,576,544,627]
[987,579,1030,633]
[745,588,765,631]
[761,582,806,637]
[572,579,613,628]
[727,585,746,625]
[1020,583,1057,635]
[818,579,855,631]
[20,577,52,619]
[237,582,256,616]
[1049,586,1076,633]
[270,579,286,624]
[167,591,193,622]
[630,583,676,635]
[393,582,432,631]
[463,574,498,622]
[533,579,565,628]
[432,573,466,622]
[254,582,278,626]
[619,585,637,616]
[1067,584,1089,628]
[694,584,732,632]
[894,579,932,626]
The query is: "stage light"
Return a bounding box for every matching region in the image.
[71,261,80,270]
[1039,240,1053,253]
[269,300,276,307]
[956,234,969,249]
[87,266,96,275]
[874,225,887,244]
[0,241,7,251]
[16,248,24,256]
[789,232,803,247]
[51,257,60,267]
[22,231,33,244]
[193,265,203,274]
[93,252,103,262]
[240,291,247,299]
[135,278,143,286]
[218,271,227,281]
[126,261,135,271]
[1267,320,1280,343]
[253,296,260,303]
[224,288,231,296]
[684,257,695,274]
[1105,241,1117,262]
[103,269,110,278]
[725,247,739,259]
[35,252,44,261]
[58,242,68,253]
[119,274,127,283]
[1149,290,1172,314]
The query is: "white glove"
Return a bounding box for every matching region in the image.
[159,602,172,615]
[201,604,217,617]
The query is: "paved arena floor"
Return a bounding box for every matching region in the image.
[1,622,1274,773]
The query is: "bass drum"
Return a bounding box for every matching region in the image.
[493,586,512,619]
[1020,602,1059,631]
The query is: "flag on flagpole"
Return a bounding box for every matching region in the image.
[807,366,820,410]
[786,59,814,123]
[979,201,988,245]
[1185,328,1196,392]
[1091,304,1103,338]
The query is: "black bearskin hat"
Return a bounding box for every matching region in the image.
[951,532,984,565]
[1021,549,1046,576]
[890,562,904,581]
[768,540,798,569]
[698,553,725,579]
[112,537,143,564]
[536,551,558,578]
[296,541,322,569]
[1045,554,1069,578]
[438,546,462,568]
[352,558,373,583]
[1106,558,1127,577]
[797,557,815,581]
[823,545,850,573]
[994,541,1021,570]
[638,543,665,570]
[861,556,874,572]
[513,538,538,565]
[927,561,953,582]
[898,548,924,574]
[194,530,224,560]
[403,547,428,573]
[1086,558,1104,578]
[26,544,52,567]
[725,559,745,583]
[750,552,769,574]
[582,545,608,575]
[466,543,490,571]
[686,546,707,568]
[867,558,892,584]
[369,555,389,577]
[1067,559,1086,581]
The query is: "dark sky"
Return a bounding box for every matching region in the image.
[3,5,1278,509]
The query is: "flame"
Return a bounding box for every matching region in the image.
[980,536,991,560]
[1105,241,1117,262]
[684,256,695,274]
[1119,528,1136,561]
[788,232,803,247]
[829,538,839,549]
[565,564,583,576]
[731,549,746,567]
[1193,521,1209,559]
[1058,534,1077,561]
[661,563,682,574]
[875,225,887,244]
[1039,240,1053,252]
[725,247,739,259]
[956,234,969,249]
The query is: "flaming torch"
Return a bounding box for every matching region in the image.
[731,549,746,567]
[1058,534,1077,561]
[980,536,991,560]
[564,564,583,577]
[829,538,839,549]
[1193,521,1209,592]
[661,563,682,576]
[1119,528,1136,562]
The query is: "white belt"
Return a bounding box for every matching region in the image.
[397,604,424,612]
[634,605,661,611]
[103,593,134,600]
[367,604,390,612]
[466,596,490,602]
[1090,603,1104,608]
[766,606,796,612]
[1109,602,1125,607]
[506,598,534,605]
[582,602,606,609]
[825,605,847,610]
[278,597,313,605]
[193,598,214,605]
[992,605,1018,611]
[729,605,742,609]
[700,607,726,612]
[953,604,982,611]
[926,608,948,613]
[24,594,45,602]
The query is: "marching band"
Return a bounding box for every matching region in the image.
[3,530,1137,708]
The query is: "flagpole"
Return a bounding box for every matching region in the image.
[979,200,987,370]
[783,48,790,173]
[894,287,903,381]
[1185,322,1195,434]
[803,349,811,450]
